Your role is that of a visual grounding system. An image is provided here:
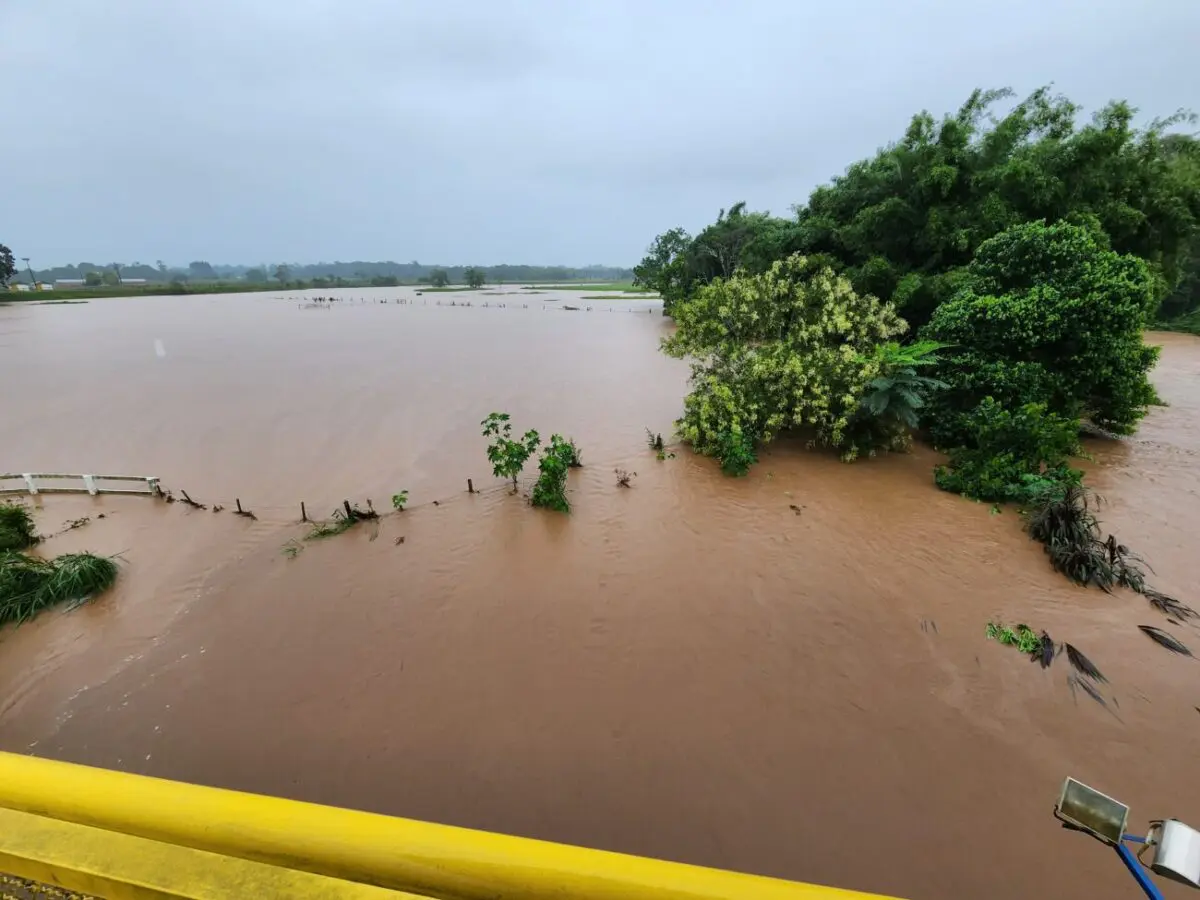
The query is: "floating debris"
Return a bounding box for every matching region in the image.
[1063,643,1107,683]
[1144,588,1198,621]
[1138,625,1193,657]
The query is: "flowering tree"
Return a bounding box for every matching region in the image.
[662,254,907,471]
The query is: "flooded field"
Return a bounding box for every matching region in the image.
[2,287,1198,899]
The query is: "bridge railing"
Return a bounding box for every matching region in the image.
[0,751,899,900]
[0,473,160,497]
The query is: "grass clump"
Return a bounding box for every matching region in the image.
[391,491,409,511]
[1,550,118,626]
[0,502,38,552]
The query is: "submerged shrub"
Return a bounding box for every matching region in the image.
[531,435,575,513]
[934,399,1082,503]
[1023,483,1148,591]
[0,550,118,627]
[0,502,38,552]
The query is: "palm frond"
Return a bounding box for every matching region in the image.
[1139,625,1193,656]
[1064,643,1107,683]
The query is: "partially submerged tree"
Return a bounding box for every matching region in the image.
[464,266,485,289]
[923,220,1160,447]
[663,254,907,472]
[481,412,540,490]
[429,268,450,288]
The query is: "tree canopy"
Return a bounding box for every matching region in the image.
[638,88,1200,326]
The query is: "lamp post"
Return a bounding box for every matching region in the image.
[21,257,35,287]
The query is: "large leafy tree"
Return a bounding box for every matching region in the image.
[922,220,1160,447]
[663,254,907,471]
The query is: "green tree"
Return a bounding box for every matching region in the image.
[633,227,694,313]
[922,220,1160,445]
[189,261,216,280]
[0,243,14,287]
[663,254,907,472]
[274,264,291,284]
[429,268,450,288]
[464,266,485,289]
[645,90,1200,327]
[100,270,119,286]
[244,268,267,283]
[531,435,575,512]
[481,412,541,490]
[84,271,103,287]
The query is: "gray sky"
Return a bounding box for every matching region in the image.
[3,0,1197,268]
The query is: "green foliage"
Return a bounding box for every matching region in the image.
[933,399,1082,503]
[244,267,267,283]
[663,254,907,471]
[391,491,409,511]
[715,428,758,476]
[640,90,1200,328]
[0,502,38,552]
[463,266,486,289]
[531,435,575,513]
[645,429,664,452]
[923,221,1161,445]
[1023,483,1148,590]
[986,622,1045,655]
[429,268,450,288]
[274,264,291,283]
[0,550,119,627]
[0,243,14,287]
[481,412,541,489]
[846,340,949,453]
[83,270,103,287]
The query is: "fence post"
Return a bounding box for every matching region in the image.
[236,499,243,514]
[467,479,474,494]
[300,501,307,522]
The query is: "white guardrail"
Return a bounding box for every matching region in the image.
[0,473,161,497]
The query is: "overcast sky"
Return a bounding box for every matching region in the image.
[2,0,1197,268]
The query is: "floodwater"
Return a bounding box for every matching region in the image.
[1,288,1198,900]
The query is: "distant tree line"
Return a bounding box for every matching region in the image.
[11,258,634,287]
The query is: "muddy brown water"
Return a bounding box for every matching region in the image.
[2,288,1199,899]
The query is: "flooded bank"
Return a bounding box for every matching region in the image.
[2,289,1198,899]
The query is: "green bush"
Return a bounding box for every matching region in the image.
[531,435,575,512]
[934,399,1082,503]
[845,340,949,455]
[0,502,38,552]
[923,221,1161,447]
[663,254,907,471]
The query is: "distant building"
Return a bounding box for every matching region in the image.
[121,278,148,285]
[55,279,85,288]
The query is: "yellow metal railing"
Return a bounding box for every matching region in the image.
[0,751,901,900]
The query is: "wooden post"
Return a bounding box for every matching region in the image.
[300,501,307,522]
[236,498,243,514]
[343,499,353,519]
[467,478,474,494]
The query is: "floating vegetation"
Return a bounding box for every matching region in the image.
[391,491,409,511]
[0,550,119,626]
[645,428,665,453]
[1144,588,1198,621]
[1063,643,1107,684]
[615,469,636,488]
[1067,672,1121,720]
[985,621,1045,656]
[0,502,38,552]
[282,540,304,559]
[1138,625,1193,657]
